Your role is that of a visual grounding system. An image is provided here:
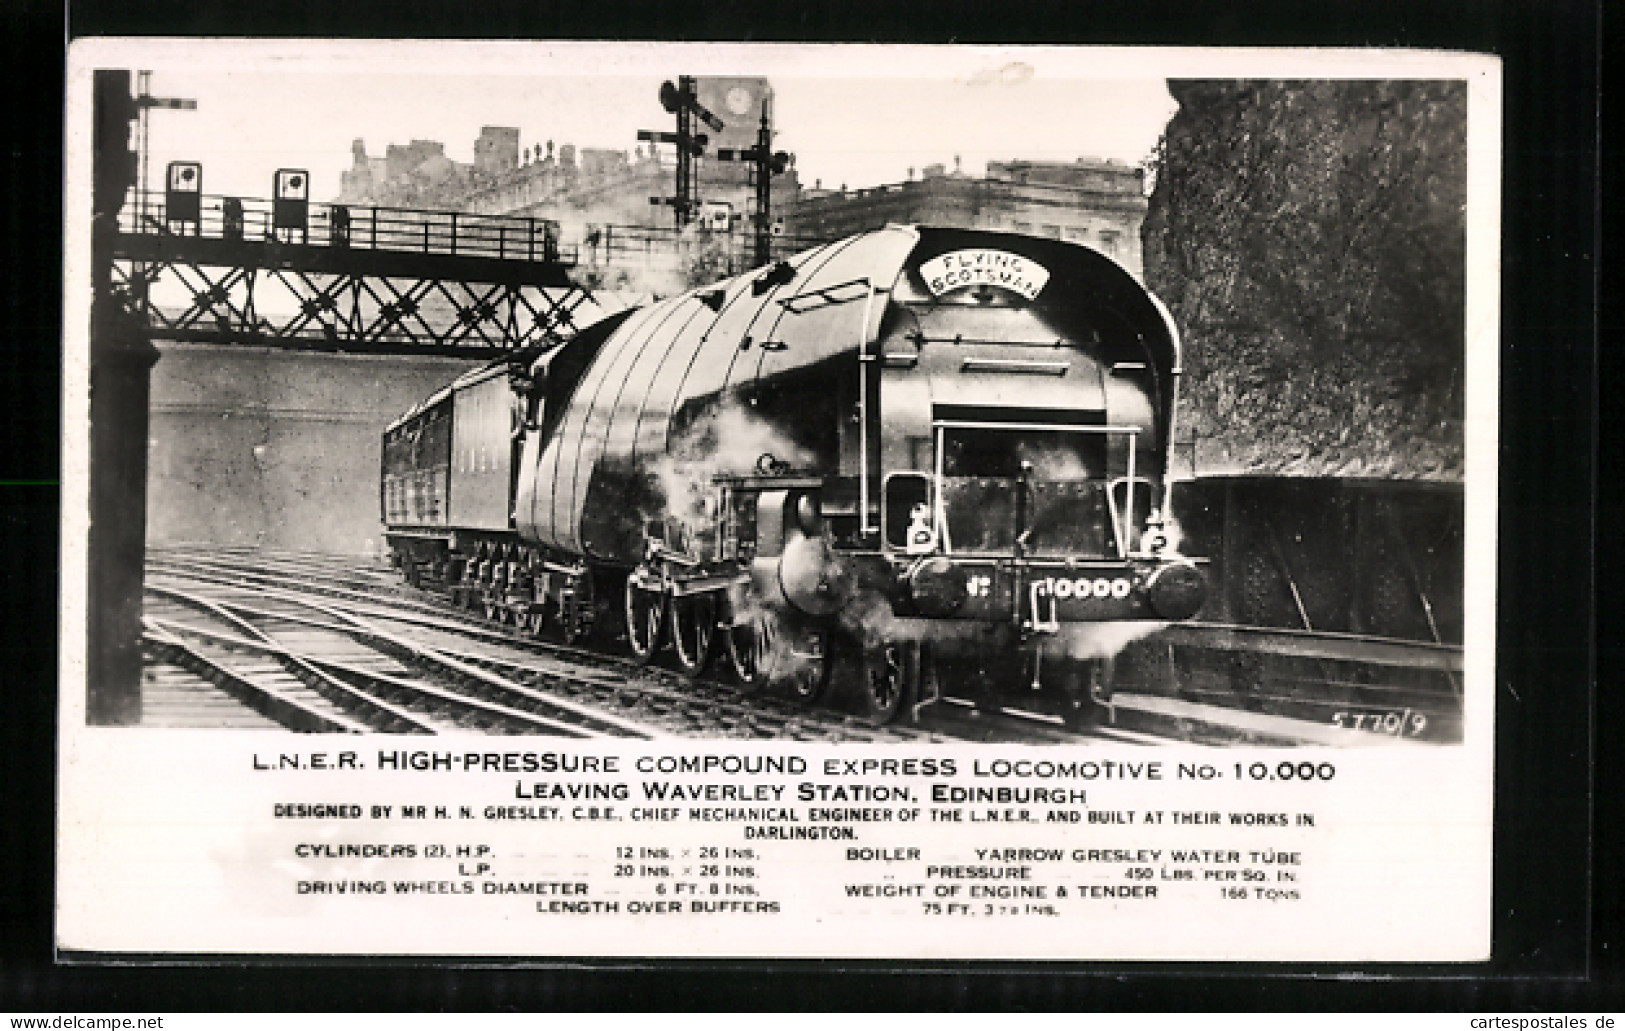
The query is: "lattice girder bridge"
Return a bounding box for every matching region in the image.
[110,191,606,357]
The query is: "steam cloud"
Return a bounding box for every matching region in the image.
[1057,620,1170,661]
[644,399,818,556]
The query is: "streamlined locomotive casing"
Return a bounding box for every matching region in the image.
[512,224,1201,627]
[384,224,1205,721]
[515,227,916,560]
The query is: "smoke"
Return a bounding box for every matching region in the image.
[636,398,828,694]
[644,399,818,556]
[1056,620,1169,661]
[573,224,735,300]
[842,586,1166,661]
[720,583,832,697]
[1015,438,1100,481]
[1154,512,1185,555]
[836,586,909,647]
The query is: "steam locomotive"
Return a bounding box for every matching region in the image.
[382,226,1205,726]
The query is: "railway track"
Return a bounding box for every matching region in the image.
[141,549,1160,742]
[141,551,1008,741]
[141,547,1459,745]
[137,638,290,730]
[144,586,639,736]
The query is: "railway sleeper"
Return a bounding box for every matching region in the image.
[313,662,588,737]
[145,635,370,734]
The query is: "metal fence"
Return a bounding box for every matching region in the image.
[119,189,839,281]
[571,223,834,285]
[121,191,581,265]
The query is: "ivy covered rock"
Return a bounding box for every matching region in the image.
[1143,80,1467,480]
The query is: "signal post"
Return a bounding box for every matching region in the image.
[640,76,725,228]
[716,100,792,268]
[87,70,160,723]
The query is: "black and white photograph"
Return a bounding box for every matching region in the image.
[57,40,1500,962]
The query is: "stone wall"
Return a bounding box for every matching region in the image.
[147,343,479,555]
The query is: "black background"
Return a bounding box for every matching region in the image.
[2,0,1611,1011]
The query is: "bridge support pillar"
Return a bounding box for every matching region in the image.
[86,301,159,725]
[86,69,160,725]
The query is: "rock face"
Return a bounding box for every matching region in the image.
[1143,80,1468,481]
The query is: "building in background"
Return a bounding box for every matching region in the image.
[795,157,1149,276]
[335,77,801,246]
[333,79,1148,285]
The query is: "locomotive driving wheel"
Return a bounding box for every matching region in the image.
[725,607,830,703]
[670,593,717,678]
[859,641,917,725]
[624,578,667,664]
[725,607,772,694]
[781,623,831,704]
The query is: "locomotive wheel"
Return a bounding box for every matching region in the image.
[624,580,667,664]
[725,609,830,702]
[781,623,831,705]
[560,595,588,645]
[725,609,772,694]
[859,642,916,725]
[1060,659,1112,732]
[670,593,717,678]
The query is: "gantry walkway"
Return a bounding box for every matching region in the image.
[110,190,598,357]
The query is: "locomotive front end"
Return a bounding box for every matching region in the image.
[848,229,1206,723]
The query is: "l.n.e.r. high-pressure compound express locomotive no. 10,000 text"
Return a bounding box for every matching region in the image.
[381,226,1206,726]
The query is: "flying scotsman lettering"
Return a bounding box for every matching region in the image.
[918,249,1051,300]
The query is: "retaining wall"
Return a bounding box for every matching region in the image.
[147,343,478,555]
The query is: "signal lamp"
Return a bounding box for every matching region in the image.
[659,80,682,114]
